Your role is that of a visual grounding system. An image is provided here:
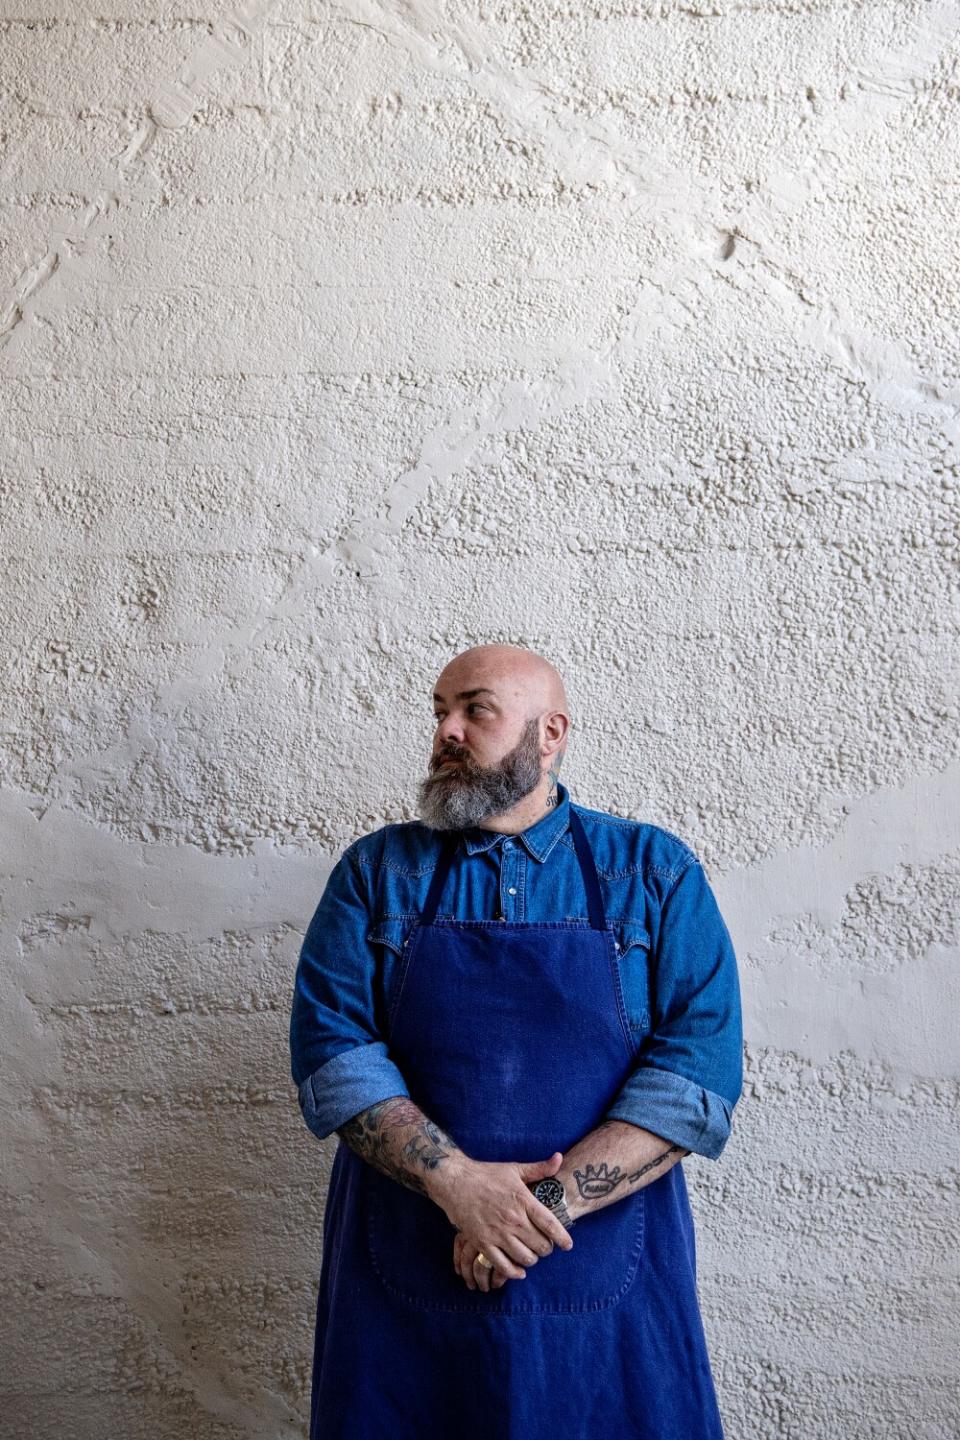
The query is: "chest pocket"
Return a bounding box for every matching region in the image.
[367,917,413,955]
[613,921,652,1041]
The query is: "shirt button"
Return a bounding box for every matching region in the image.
[503,841,513,850]
[508,886,517,895]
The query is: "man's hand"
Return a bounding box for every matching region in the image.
[427,1149,574,1283]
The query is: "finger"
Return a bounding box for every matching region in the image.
[517,1152,563,1181]
[468,1246,510,1289]
[459,1246,477,1290]
[459,1239,480,1289]
[499,1233,541,1267]
[485,1258,512,1287]
[472,1254,494,1293]
[484,1244,525,1281]
[528,1202,574,1251]
[516,1218,554,1257]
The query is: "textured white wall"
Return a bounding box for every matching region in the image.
[2,1,958,1436]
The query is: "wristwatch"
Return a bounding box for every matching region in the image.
[528,1177,566,1211]
[527,1176,575,1232]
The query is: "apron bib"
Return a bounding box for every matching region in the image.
[309,808,726,1439]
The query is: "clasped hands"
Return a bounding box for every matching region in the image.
[430,1149,574,1294]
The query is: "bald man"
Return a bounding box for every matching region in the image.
[290,644,743,1440]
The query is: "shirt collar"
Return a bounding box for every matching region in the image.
[459,780,571,863]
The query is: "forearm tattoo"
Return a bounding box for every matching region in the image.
[624,1143,689,1184]
[573,1144,689,1203]
[336,1096,465,1196]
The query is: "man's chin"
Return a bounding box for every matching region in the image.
[417,778,496,831]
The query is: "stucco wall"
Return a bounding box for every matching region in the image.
[1,1,958,1436]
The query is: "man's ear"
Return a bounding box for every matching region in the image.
[543,711,569,762]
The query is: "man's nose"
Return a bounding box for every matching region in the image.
[435,715,465,746]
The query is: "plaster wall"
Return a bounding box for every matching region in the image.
[1,1,958,1436]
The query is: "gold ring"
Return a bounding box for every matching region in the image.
[474,1251,494,1270]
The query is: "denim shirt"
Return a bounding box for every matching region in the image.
[289,780,743,1161]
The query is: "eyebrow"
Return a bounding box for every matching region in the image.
[432,687,499,704]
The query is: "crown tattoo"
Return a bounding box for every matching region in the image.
[573,1162,624,1198]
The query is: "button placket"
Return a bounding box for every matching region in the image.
[500,838,521,919]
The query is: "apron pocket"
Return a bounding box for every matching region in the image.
[365,1166,645,1315]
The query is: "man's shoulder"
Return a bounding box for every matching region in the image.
[571,799,701,880]
[342,818,440,873]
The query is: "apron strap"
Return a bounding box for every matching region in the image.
[420,806,607,930]
[420,831,459,925]
[567,807,606,930]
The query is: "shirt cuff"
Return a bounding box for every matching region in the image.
[604,1065,735,1161]
[297,1042,410,1142]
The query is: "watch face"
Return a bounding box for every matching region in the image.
[534,1177,565,1208]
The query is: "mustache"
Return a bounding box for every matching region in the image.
[433,749,472,768]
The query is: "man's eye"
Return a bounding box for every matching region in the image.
[432,705,486,720]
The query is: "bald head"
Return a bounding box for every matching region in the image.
[436,643,569,720]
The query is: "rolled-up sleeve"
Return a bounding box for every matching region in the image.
[289,844,410,1141]
[604,858,743,1160]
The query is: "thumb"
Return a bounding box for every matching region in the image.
[517,1152,563,1182]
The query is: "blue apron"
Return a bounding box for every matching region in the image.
[309,808,725,1439]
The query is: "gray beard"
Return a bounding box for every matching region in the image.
[417,717,543,831]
